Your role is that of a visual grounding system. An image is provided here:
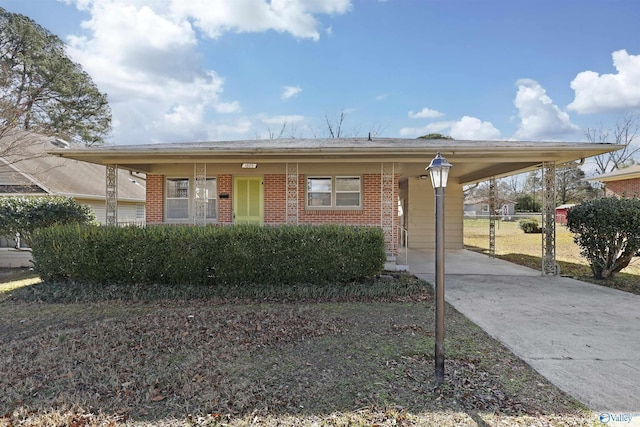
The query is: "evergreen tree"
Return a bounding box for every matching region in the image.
[0,7,111,146]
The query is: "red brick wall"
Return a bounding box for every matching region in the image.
[145,171,400,253]
[605,179,640,198]
[264,174,286,223]
[297,173,388,225]
[146,174,164,223]
[218,174,233,224]
[296,173,400,254]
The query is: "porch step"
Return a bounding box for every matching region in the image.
[385,254,409,272]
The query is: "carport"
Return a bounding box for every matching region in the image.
[408,248,640,412]
[51,137,620,275]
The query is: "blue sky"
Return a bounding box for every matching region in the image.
[1,0,639,146]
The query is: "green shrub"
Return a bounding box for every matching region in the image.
[31,224,387,286]
[0,196,95,246]
[518,218,542,233]
[566,197,640,279]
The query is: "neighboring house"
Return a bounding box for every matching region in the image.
[586,165,640,198]
[463,197,515,218]
[52,138,618,268]
[0,131,146,267]
[1,133,146,223]
[554,203,575,224]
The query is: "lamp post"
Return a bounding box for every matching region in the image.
[427,152,452,386]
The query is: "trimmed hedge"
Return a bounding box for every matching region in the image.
[518,218,542,234]
[31,224,387,286]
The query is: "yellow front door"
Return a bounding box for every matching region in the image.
[233,177,263,224]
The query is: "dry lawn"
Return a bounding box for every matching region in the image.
[0,274,599,427]
[464,218,640,294]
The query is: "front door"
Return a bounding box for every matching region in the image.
[233,176,263,224]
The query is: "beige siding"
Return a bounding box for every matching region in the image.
[81,200,145,225]
[399,179,408,229]
[406,178,464,250]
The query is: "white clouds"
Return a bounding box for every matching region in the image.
[68,2,197,77]
[408,107,444,119]
[399,122,451,137]
[450,116,501,140]
[209,118,254,138]
[401,103,499,140]
[400,117,500,140]
[568,49,640,114]
[282,86,303,100]
[64,0,240,143]
[513,78,578,140]
[259,114,305,125]
[171,0,352,41]
[60,0,351,144]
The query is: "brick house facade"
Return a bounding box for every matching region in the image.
[146,169,399,254]
[52,137,620,261]
[588,165,640,198]
[604,178,640,198]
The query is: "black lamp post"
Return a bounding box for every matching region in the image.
[427,152,452,386]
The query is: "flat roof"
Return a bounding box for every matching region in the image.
[50,137,622,185]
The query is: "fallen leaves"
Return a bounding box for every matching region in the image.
[0,300,591,426]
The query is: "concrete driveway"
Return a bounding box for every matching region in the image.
[408,249,640,412]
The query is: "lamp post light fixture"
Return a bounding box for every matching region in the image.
[427,152,452,386]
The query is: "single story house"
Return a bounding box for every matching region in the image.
[51,138,618,271]
[586,164,640,198]
[0,131,147,267]
[1,132,146,223]
[463,197,516,218]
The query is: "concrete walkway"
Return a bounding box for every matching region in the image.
[408,249,640,412]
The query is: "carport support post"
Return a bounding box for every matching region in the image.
[489,177,496,257]
[427,153,452,387]
[542,161,559,275]
[105,164,118,226]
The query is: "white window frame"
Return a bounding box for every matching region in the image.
[136,203,145,220]
[165,176,220,223]
[166,177,190,221]
[306,176,362,209]
[205,177,218,220]
[307,176,332,208]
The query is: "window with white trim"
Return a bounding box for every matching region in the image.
[307,176,361,208]
[166,178,189,219]
[136,203,145,219]
[307,177,332,207]
[205,178,217,220]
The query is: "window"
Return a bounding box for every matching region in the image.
[206,178,217,220]
[166,178,189,219]
[136,203,145,219]
[335,177,361,207]
[307,177,332,207]
[481,204,490,213]
[307,176,361,208]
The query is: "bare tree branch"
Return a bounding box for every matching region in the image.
[266,121,288,140]
[325,110,345,138]
[586,115,639,174]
